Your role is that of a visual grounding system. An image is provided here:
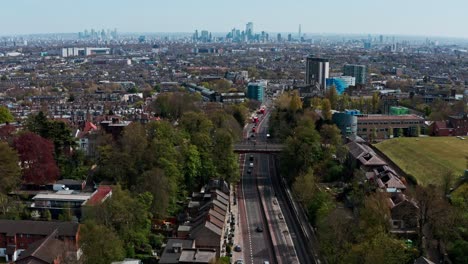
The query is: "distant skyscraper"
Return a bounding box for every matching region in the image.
[200,30,209,42]
[246,22,254,40]
[277,33,282,42]
[298,24,302,41]
[343,64,367,85]
[287,34,292,42]
[379,35,383,44]
[305,56,329,90]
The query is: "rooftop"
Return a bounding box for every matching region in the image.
[357,114,424,121]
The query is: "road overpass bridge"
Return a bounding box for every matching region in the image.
[234,142,284,153]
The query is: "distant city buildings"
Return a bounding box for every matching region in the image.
[61,47,111,57]
[343,64,367,85]
[326,76,356,94]
[305,56,329,90]
[246,22,254,40]
[78,28,117,40]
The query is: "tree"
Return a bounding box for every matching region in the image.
[293,169,317,205]
[212,129,239,183]
[371,92,380,114]
[120,123,148,186]
[321,98,332,120]
[388,127,394,138]
[289,91,303,112]
[397,128,404,137]
[325,86,339,110]
[0,142,21,194]
[80,221,125,264]
[359,193,391,236]
[345,231,417,264]
[85,185,153,255]
[181,144,202,189]
[0,106,14,124]
[414,125,420,137]
[25,112,75,156]
[413,185,450,251]
[13,132,59,185]
[138,168,174,218]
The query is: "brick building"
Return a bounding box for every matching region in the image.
[430,114,468,136]
[357,114,425,140]
[0,220,80,262]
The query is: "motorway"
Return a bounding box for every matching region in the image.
[238,102,315,264]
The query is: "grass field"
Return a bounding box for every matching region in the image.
[375,137,468,186]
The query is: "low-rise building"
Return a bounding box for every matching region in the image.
[357,114,425,140]
[0,220,80,262]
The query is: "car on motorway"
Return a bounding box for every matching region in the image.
[247,168,252,174]
[249,162,254,168]
[263,261,270,264]
[234,260,244,264]
[256,225,263,232]
[249,155,254,161]
[234,244,242,252]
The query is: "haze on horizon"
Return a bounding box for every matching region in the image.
[2,0,468,39]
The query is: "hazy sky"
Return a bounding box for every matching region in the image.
[2,0,467,38]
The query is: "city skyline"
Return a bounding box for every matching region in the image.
[2,0,468,39]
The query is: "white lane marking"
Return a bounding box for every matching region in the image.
[241,154,254,264]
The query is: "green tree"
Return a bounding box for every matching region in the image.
[371,92,380,114]
[0,106,14,124]
[325,86,339,109]
[138,168,174,218]
[0,142,21,194]
[310,97,322,110]
[293,169,317,205]
[85,185,153,255]
[321,98,332,120]
[212,129,239,183]
[397,128,404,137]
[414,125,420,137]
[345,231,417,264]
[80,221,125,264]
[289,91,303,112]
[42,209,52,221]
[181,144,202,189]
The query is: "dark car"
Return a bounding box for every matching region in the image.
[256,226,263,232]
[234,245,242,252]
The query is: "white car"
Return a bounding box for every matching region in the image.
[249,162,254,168]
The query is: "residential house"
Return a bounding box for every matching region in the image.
[30,186,112,220]
[178,248,217,264]
[159,239,195,264]
[0,220,80,262]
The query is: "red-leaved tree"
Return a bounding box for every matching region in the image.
[13,132,59,185]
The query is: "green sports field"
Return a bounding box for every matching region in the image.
[375,137,468,186]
